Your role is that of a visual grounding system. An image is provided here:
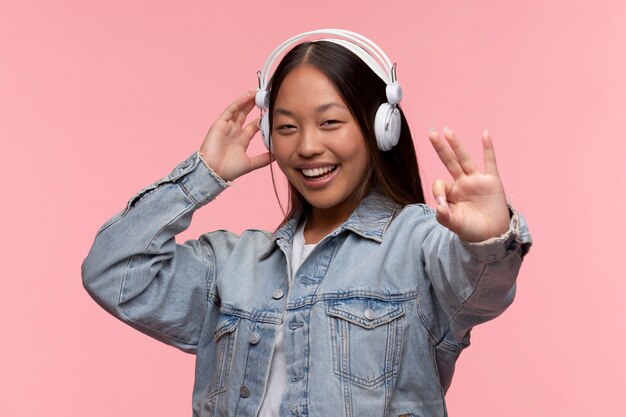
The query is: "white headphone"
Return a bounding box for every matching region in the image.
[255,29,403,152]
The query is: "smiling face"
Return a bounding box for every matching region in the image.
[271,64,370,223]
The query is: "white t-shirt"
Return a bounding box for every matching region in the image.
[257,220,316,417]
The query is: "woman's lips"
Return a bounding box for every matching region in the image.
[301,165,336,177]
[299,165,339,189]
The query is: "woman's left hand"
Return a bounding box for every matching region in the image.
[428,127,510,242]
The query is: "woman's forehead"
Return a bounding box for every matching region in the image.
[274,65,347,111]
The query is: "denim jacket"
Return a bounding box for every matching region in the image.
[82,151,531,417]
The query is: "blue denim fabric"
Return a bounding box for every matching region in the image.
[82,151,532,417]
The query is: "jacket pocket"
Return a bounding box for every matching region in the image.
[327,297,405,387]
[206,313,239,400]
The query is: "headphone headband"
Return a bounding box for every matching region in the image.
[257,29,398,92]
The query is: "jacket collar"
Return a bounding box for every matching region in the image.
[259,191,399,260]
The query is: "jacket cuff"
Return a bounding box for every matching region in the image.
[460,205,532,262]
[173,150,230,206]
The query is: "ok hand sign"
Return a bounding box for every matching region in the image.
[428,128,510,242]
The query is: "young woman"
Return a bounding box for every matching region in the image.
[82,29,531,417]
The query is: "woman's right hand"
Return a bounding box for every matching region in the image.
[199,90,271,182]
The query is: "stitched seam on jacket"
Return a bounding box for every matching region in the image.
[285,291,418,309]
[176,179,201,205]
[199,240,219,304]
[416,293,444,345]
[448,262,488,327]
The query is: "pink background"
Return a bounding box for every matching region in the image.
[2,0,625,415]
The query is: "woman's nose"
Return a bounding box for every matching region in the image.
[296,127,324,157]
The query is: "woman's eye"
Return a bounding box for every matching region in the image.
[322,120,341,127]
[276,124,296,131]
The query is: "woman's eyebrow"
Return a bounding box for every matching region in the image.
[273,103,348,117]
[273,108,294,117]
[316,102,348,113]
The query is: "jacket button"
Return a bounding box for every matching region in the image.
[240,385,250,398]
[249,332,260,345]
[364,309,375,320]
[272,289,284,299]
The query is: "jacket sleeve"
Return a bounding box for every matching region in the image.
[81,151,230,353]
[422,205,532,346]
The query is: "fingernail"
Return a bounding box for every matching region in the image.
[443,126,450,132]
[483,128,489,136]
[428,128,435,133]
[436,195,447,208]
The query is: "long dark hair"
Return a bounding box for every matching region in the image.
[268,41,425,227]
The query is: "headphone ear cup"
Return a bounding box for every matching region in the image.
[260,112,272,152]
[374,103,401,151]
[256,90,270,110]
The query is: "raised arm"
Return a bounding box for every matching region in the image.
[422,128,531,344]
[81,91,269,353]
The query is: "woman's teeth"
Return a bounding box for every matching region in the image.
[301,166,336,178]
